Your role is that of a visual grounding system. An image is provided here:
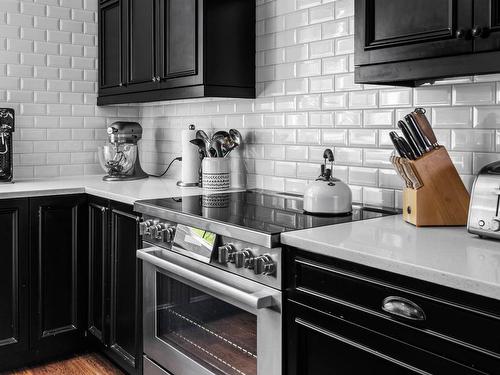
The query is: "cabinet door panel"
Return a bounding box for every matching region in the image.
[474,0,500,51]
[355,0,473,65]
[161,0,197,79]
[88,200,109,345]
[99,0,124,89]
[127,0,155,85]
[109,203,141,371]
[30,195,87,353]
[0,200,28,356]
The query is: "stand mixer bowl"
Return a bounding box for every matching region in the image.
[98,144,138,175]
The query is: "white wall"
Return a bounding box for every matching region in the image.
[3,0,500,209]
[1,0,140,178]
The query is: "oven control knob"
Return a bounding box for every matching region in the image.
[139,219,158,236]
[154,223,176,243]
[218,244,235,264]
[253,255,276,276]
[234,249,253,268]
[491,217,500,232]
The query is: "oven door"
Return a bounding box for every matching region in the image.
[138,247,282,375]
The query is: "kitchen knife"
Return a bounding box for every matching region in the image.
[397,120,423,158]
[404,114,432,153]
[412,108,439,148]
[390,155,412,188]
[397,136,416,160]
[401,158,423,189]
[389,131,404,157]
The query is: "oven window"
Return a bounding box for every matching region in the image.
[156,272,257,375]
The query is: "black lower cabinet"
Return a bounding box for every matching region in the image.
[29,195,88,358]
[0,199,29,371]
[0,195,142,374]
[87,198,142,375]
[286,249,500,375]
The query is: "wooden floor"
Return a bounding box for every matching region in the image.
[4,353,124,375]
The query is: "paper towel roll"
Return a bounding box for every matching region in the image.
[180,125,200,185]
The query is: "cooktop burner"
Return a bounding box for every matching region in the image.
[136,190,399,237]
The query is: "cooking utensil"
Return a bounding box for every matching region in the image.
[397,137,416,160]
[211,138,224,157]
[222,129,242,157]
[397,120,423,158]
[400,158,423,189]
[391,155,412,188]
[190,138,208,157]
[413,108,439,148]
[196,130,212,158]
[404,114,432,153]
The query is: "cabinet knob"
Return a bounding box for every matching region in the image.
[455,28,467,39]
[152,77,156,82]
[119,82,123,87]
[472,25,484,38]
[156,76,161,82]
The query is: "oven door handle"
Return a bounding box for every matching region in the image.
[137,247,278,311]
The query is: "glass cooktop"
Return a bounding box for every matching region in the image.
[136,190,399,236]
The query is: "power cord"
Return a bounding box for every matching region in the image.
[148,156,182,178]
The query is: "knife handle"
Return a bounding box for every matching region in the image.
[405,114,432,153]
[389,131,404,157]
[390,155,412,188]
[401,158,423,189]
[413,108,439,147]
[397,137,416,160]
[398,120,423,158]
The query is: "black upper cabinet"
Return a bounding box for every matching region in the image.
[98,0,255,105]
[126,0,155,90]
[355,0,500,85]
[355,0,472,66]
[0,199,28,361]
[474,0,500,51]
[29,195,87,357]
[99,0,125,91]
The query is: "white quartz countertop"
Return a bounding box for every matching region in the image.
[0,175,208,205]
[281,215,500,300]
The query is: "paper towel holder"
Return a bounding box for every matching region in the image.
[177,124,201,187]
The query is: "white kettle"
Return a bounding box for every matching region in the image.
[303,149,352,215]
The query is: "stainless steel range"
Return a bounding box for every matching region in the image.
[134,190,397,375]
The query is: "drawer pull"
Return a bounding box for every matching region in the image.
[382,296,426,321]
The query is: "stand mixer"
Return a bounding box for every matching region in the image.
[98,121,148,181]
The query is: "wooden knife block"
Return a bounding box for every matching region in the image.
[402,147,470,227]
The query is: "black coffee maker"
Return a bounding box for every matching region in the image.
[0,108,14,182]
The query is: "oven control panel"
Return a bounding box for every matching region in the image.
[139,215,282,289]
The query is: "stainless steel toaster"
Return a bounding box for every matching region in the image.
[467,161,500,240]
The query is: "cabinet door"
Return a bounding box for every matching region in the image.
[474,0,500,51]
[0,199,28,358]
[355,0,473,66]
[99,0,125,91]
[157,0,201,86]
[109,202,142,373]
[126,0,156,88]
[30,195,87,355]
[87,198,110,346]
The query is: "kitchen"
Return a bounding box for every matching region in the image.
[1,0,500,374]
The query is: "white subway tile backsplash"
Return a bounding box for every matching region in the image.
[432,107,473,128]
[451,129,495,152]
[3,0,498,202]
[414,86,451,106]
[453,83,495,105]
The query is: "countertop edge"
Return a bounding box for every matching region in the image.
[281,218,500,301]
